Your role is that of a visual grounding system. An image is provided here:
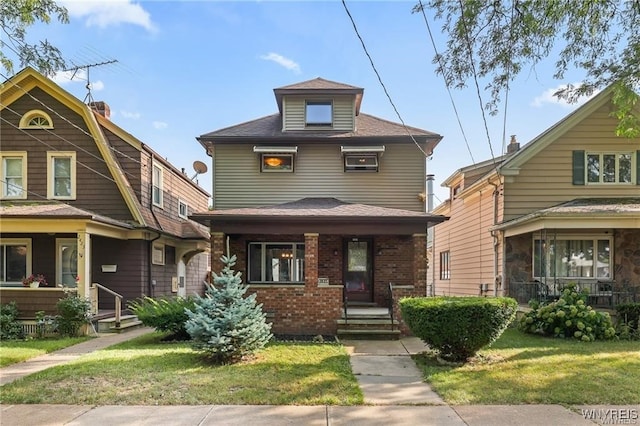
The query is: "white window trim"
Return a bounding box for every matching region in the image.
[19,109,54,129]
[0,238,32,286]
[152,161,164,208]
[0,151,28,199]
[260,153,295,173]
[248,242,305,284]
[305,100,333,127]
[47,151,76,200]
[532,234,613,281]
[178,199,188,219]
[152,242,165,265]
[585,151,636,185]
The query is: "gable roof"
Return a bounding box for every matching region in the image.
[499,85,618,175]
[273,77,364,114]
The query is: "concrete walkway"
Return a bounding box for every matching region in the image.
[1,330,637,425]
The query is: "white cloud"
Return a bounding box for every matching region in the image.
[121,110,141,119]
[260,52,301,74]
[531,83,599,108]
[153,121,168,130]
[61,0,156,33]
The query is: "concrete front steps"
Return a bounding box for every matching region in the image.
[95,314,143,333]
[337,306,401,340]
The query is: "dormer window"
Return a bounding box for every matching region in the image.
[305,101,332,127]
[19,109,53,129]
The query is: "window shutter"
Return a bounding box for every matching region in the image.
[572,150,585,185]
[636,151,640,185]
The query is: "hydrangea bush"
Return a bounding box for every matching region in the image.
[518,283,615,341]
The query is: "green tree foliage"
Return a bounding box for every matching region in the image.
[1,0,68,76]
[128,296,195,340]
[400,296,517,362]
[518,284,616,341]
[185,254,272,364]
[414,0,639,137]
[1,301,25,340]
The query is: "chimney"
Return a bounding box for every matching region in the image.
[89,101,111,120]
[507,134,520,154]
[426,174,435,212]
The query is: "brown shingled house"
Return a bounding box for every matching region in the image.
[192,77,447,338]
[431,86,640,307]
[0,68,210,328]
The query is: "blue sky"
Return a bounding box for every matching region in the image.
[13,0,593,205]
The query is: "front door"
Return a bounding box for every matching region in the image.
[344,238,373,303]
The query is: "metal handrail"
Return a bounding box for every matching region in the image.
[90,283,123,328]
[342,283,348,325]
[388,282,394,331]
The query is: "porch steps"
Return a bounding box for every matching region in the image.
[337,307,400,340]
[96,314,143,333]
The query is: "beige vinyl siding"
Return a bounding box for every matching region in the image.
[503,104,640,220]
[282,95,354,131]
[213,143,426,211]
[433,184,498,296]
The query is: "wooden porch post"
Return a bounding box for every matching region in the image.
[77,231,91,299]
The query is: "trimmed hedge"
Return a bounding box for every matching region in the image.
[400,296,517,362]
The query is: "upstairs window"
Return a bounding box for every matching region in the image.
[152,162,163,207]
[19,110,53,129]
[1,152,27,199]
[305,101,332,127]
[47,152,76,199]
[573,150,638,185]
[178,200,188,219]
[253,146,297,173]
[341,146,384,172]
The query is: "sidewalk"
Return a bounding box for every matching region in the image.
[1,330,634,425]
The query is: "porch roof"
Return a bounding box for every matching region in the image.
[491,198,640,237]
[0,201,134,229]
[190,197,448,235]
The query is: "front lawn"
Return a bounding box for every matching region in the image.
[0,332,362,405]
[415,328,640,405]
[0,337,91,367]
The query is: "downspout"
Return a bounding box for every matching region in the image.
[426,174,435,296]
[148,154,163,297]
[488,179,500,296]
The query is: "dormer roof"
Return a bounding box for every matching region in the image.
[273,77,364,114]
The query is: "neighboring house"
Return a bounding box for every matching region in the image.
[192,77,447,336]
[0,67,210,320]
[431,86,640,306]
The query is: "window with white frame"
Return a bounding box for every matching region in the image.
[533,236,612,280]
[1,152,27,199]
[152,243,165,265]
[47,152,76,199]
[19,110,53,129]
[56,239,78,287]
[248,242,305,283]
[341,146,384,172]
[305,100,332,126]
[152,162,163,207]
[586,152,634,184]
[0,239,31,286]
[178,200,188,219]
[440,251,450,280]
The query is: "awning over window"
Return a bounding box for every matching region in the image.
[341,145,385,155]
[253,146,298,154]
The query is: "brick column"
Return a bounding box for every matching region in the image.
[413,233,427,296]
[304,233,319,288]
[210,232,226,276]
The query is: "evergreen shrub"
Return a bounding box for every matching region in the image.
[1,301,25,340]
[128,296,195,340]
[400,296,517,362]
[185,254,272,363]
[518,283,615,341]
[56,295,92,337]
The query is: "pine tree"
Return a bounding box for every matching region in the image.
[185,254,272,363]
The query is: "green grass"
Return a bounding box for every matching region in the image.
[0,332,363,405]
[414,328,640,405]
[0,337,91,367]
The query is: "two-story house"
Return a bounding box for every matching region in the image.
[0,67,210,323]
[192,77,447,337]
[431,85,640,306]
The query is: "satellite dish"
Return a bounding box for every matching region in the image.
[191,160,208,180]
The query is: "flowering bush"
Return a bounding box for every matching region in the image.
[22,274,47,287]
[518,283,616,341]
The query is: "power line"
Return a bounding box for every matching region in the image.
[417,0,476,165]
[341,0,430,158]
